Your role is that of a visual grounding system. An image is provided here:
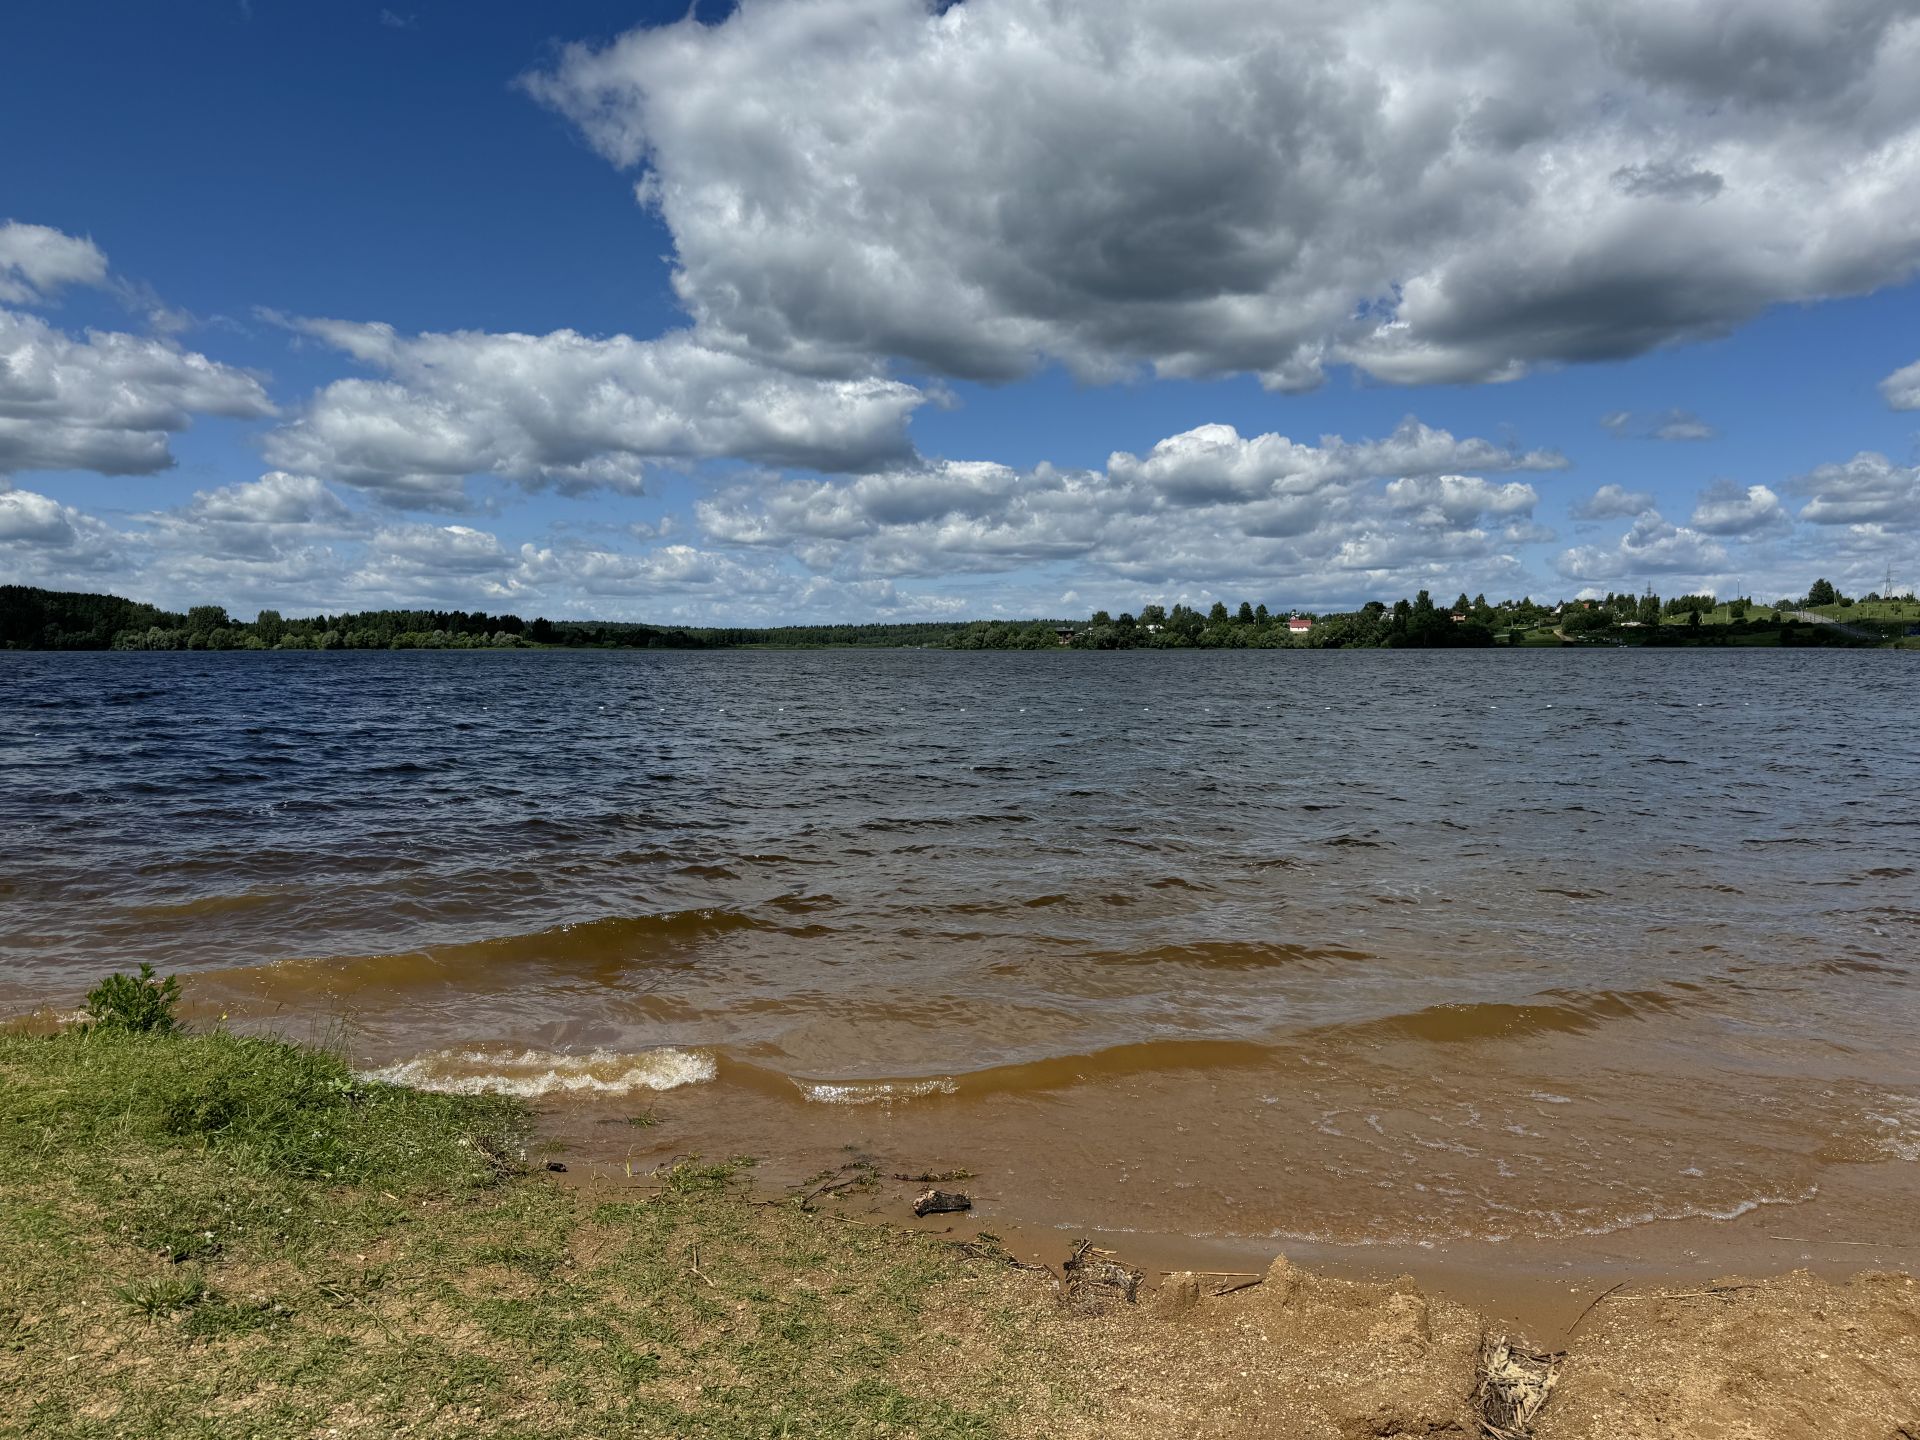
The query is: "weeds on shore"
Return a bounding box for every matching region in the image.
[83,962,181,1035]
[0,976,1079,1439]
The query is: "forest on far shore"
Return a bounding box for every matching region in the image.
[3,580,1913,652]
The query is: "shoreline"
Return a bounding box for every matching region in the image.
[13,996,1920,1341]
[6,1020,1918,1437]
[535,1103,1920,1344]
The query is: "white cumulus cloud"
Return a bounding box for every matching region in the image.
[1881,357,1920,409]
[1557,512,1728,580]
[0,305,275,477]
[1571,483,1658,520]
[264,317,928,509]
[697,416,1560,597]
[0,221,108,305]
[1688,480,1788,535]
[527,0,1920,388]
[1794,451,1920,527]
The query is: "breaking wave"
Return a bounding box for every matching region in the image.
[799,1078,961,1105]
[361,1046,716,1097]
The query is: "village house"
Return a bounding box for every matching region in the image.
[1287,616,1312,634]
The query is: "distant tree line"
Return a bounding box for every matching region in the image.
[4,578,1910,653]
[0,587,980,652]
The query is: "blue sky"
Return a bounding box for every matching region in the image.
[3,0,1919,621]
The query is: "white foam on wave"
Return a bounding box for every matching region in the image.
[1567,1186,1816,1238]
[362,1046,717,1097]
[1864,1094,1920,1161]
[799,1077,959,1105]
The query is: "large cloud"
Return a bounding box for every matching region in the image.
[265,317,928,508]
[527,0,1920,388]
[0,305,275,477]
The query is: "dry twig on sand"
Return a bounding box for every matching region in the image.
[1210,1276,1264,1297]
[1567,1280,1624,1336]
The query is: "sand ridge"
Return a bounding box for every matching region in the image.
[1023,1254,1920,1439]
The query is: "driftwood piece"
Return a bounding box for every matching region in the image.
[1474,1337,1564,1439]
[913,1189,973,1217]
[1062,1239,1141,1315]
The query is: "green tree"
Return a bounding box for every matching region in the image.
[186,604,229,637]
[1806,578,1838,606]
[1208,601,1229,624]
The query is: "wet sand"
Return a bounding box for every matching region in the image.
[531,1081,1920,1343]
[538,1145,1920,1437]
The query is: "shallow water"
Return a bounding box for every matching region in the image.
[4,648,1917,1255]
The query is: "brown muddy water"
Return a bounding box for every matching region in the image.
[5,648,1917,1302]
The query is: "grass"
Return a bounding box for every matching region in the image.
[0,1027,1082,1439]
[1654,598,1920,630]
[1801,598,1920,623]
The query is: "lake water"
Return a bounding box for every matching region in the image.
[4,649,1917,1269]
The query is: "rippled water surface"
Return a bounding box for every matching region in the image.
[5,649,1917,1253]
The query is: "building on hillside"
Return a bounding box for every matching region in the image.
[1287,616,1312,634]
[1054,628,1077,646]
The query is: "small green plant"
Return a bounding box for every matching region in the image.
[625,1109,660,1128]
[182,1296,289,1338]
[661,1155,756,1194]
[116,1272,214,1320]
[84,963,182,1035]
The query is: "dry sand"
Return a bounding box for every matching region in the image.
[1012,1252,1920,1438]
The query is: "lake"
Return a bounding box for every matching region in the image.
[4,648,1916,1277]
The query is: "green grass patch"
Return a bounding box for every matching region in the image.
[0,1024,1081,1439]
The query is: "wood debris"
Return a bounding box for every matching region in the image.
[1062,1239,1141,1316]
[912,1188,973,1217]
[1474,1337,1563,1439]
